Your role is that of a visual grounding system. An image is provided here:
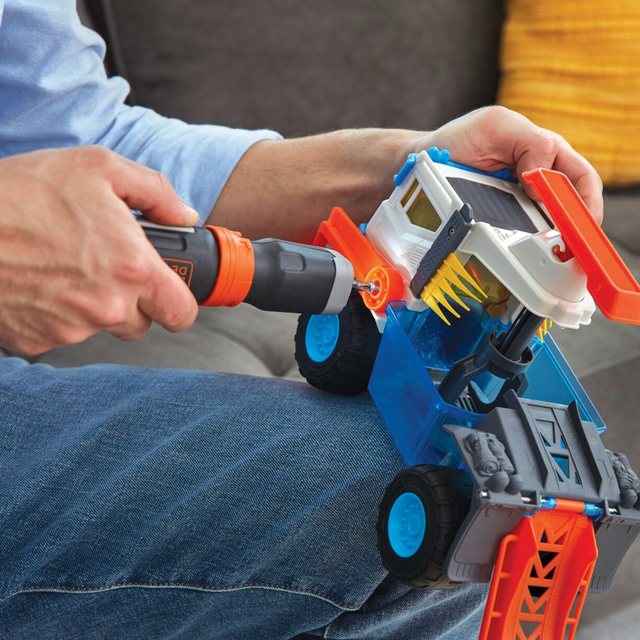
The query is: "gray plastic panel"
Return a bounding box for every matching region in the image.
[591,502,640,593]
[448,178,537,234]
[504,393,619,503]
[444,497,535,584]
[444,420,536,583]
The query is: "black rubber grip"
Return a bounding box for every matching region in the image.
[142,222,219,303]
[245,240,337,314]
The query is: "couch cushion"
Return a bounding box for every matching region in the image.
[103,0,503,137]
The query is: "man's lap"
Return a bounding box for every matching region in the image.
[0,358,486,639]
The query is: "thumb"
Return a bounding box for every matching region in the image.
[107,154,200,227]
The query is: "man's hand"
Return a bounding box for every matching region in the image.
[419,106,605,224]
[0,147,199,355]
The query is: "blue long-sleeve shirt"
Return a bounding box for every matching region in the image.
[0,0,281,221]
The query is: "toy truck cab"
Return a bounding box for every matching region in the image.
[365,147,594,331]
[294,148,640,640]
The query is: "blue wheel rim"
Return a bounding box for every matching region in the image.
[387,492,426,558]
[305,314,340,363]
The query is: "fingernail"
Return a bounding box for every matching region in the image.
[184,205,200,224]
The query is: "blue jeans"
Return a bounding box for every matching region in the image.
[0,358,487,639]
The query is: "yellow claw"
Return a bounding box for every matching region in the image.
[419,253,491,324]
[422,293,450,325]
[539,319,552,337]
[436,271,471,312]
[440,264,482,303]
[432,278,461,318]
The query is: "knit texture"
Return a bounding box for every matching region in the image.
[498,0,640,187]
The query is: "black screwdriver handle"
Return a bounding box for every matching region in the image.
[138,218,219,304]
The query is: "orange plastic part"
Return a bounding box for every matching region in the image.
[314,208,404,312]
[479,501,598,640]
[202,225,255,307]
[523,168,640,325]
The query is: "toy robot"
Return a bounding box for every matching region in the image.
[294,148,640,640]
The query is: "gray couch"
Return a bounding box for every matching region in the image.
[20,1,640,636]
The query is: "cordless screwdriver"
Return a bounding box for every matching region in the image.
[137,217,373,315]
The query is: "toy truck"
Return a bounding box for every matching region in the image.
[293,148,640,640]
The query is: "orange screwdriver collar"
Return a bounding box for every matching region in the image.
[202,226,255,307]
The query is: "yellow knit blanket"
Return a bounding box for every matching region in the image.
[498,0,640,187]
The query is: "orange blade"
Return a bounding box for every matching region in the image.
[479,505,597,640]
[523,168,640,325]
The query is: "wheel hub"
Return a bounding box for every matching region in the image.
[305,314,340,362]
[387,492,426,558]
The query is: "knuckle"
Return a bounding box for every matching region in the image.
[77,145,113,169]
[18,340,48,356]
[122,319,151,341]
[481,104,513,124]
[534,129,560,156]
[53,326,95,348]
[91,298,129,328]
[119,249,154,286]
[80,300,105,326]
[582,159,604,192]
[153,170,172,196]
[131,259,154,287]
[488,104,511,118]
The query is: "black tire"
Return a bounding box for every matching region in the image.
[295,293,381,395]
[377,464,473,589]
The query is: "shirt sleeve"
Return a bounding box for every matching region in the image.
[0,0,281,221]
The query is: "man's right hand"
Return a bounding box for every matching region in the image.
[0,147,200,355]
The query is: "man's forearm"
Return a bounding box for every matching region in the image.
[207,129,424,242]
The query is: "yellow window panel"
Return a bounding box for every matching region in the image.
[406,188,442,232]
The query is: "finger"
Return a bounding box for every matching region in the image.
[138,256,199,333]
[108,308,153,341]
[511,134,603,223]
[547,144,604,225]
[105,153,200,227]
[103,196,199,334]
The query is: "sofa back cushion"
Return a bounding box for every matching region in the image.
[85,0,503,137]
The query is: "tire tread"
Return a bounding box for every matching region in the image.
[377,464,472,589]
[295,294,380,395]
